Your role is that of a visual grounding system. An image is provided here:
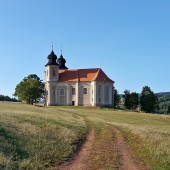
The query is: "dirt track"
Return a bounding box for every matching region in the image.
[112,127,148,170]
[59,128,95,170]
[59,126,148,170]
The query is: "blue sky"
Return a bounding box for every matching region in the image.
[0,0,170,97]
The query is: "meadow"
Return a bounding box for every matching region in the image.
[0,102,170,169]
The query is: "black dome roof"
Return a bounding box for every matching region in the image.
[45,50,58,66]
[57,54,68,69]
[47,50,57,59]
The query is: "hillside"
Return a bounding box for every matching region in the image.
[156,92,170,97]
[0,102,170,169]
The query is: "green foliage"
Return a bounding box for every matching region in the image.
[123,90,139,110]
[0,95,18,102]
[158,96,170,114]
[113,89,120,108]
[14,74,44,104]
[140,86,159,113]
[168,105,170,114]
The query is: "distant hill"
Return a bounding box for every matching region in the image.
[120,92,170,97]
[156,92,170,97]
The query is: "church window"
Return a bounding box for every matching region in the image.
[53,70,56,76]
[99,98,101,102]
[53,90,55,95]
[104,86,109,102]
[83,88,87,94]
[72,88,75,95]
[98,85,102,95]
[60,88,65,95]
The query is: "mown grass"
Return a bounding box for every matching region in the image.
[0,103,170,169]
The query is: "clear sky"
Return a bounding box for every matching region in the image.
[0,0,170,97]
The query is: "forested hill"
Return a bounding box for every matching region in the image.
[156,92,170,97]
[120,92,170,97]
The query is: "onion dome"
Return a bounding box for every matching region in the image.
[57,53,68,69]
[45,48,58,66]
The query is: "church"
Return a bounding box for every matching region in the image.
[44,48,115,106]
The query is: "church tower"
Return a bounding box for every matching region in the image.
[57,49,68,69]
[44,47,59,106]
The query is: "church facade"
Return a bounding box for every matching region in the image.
[44,48,114,106]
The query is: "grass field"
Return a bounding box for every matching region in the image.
[0,102,170,169]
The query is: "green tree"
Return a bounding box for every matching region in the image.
[168,104,170,114]
[130,92,139,110]
[114,89,120,108]
[14,74,44,104]
[123,90,139,110]
[140,86,159,113]
[123,90,131,109]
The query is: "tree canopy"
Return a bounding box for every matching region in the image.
[114,89,121,108]
[168,105,170,114]
[123,90,139,110]
[140,86,159,113]
[14,74,44,104]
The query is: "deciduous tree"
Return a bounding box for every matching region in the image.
[140,86,159,113]
[123,90,139,110]
[14,74,44,104]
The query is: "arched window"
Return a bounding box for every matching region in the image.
[53,70,56,76]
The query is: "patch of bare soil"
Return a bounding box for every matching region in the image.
[112,127,149,170]
[59,128,95,170]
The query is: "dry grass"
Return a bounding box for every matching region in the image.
[0,103,87,169]
[87,123,117,170]
[0,103,170,169]
[57,107,170,169]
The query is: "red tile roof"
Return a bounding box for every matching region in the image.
[58,68,114,82]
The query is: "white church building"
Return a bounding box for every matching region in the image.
[44,48,114,106]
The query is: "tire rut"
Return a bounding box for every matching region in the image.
[112,127,149,170]
[59,128,95,170]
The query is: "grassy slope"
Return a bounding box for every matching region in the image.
[0,103,87,169]
[0,103,170,169]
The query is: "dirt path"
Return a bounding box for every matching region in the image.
[59,126,148,170]
[112,127,148,170]
[59,128,95,170]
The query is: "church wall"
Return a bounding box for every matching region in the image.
[95,82,114,106]
[78,82,92,106]
[45,65,59,82]
[91,81,96,106]
[45,81,114,106]
[68,83,77,106]
[45,82,57,106]
[52,82,78,106]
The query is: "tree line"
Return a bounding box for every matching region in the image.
[114,86,170,114]
[0,95,18,102]
[158,96,170,114]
